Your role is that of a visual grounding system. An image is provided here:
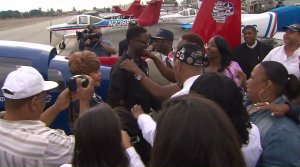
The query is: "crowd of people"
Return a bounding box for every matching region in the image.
[0,23,299,167]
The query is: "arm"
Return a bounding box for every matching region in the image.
[131,105,156,146]
[121,130,145,167]
[106,66,128,107]
[254,102,299,123]
[40,89,70,126]
[145,50,176,82]
[101,40,116,54]
[260,127,300,166]
[120,59,180,101]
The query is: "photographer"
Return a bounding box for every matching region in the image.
[80,26,116,56]
[0,66,94,167]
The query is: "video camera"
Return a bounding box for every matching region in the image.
[67,75,89,92]
[77,24,102,41]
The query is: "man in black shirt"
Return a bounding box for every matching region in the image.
[232,25,272,78]
[118,21,138,56]
[107,26,160,164]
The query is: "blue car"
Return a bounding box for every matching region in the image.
[0,40,111,134]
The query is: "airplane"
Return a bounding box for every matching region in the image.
[47,15,135,49]
[47,0,162,50]
[185,0,300,48]
[158,8,199,24]
[181,11,277,38]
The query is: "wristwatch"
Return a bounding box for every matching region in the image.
[134,73,145,81]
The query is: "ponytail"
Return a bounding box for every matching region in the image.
[285,74,300,100]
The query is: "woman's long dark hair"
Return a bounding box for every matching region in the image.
[72,103,129,167]
[190,73,251,146]
[213,35,232,72]
[151,95,246,167]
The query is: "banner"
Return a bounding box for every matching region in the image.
[191,0,241,48]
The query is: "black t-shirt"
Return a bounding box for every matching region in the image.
[232,41,272,78]
[106,54,160,113]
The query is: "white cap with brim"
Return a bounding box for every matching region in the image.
[1,66,58,99]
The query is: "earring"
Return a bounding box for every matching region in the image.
[258,89,270,102]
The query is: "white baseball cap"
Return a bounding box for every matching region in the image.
[1,66,58,99]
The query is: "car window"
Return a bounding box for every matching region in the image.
[48,69,66,92]
[0,57,32,95]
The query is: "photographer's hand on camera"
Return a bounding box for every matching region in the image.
[74,75,94,115]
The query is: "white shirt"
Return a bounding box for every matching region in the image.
[263,45,300,78]
[137,114,156,146]
[171,75,200,98]
[137,115,263,167]
[241,123,263,167]
[60,147,144,167]
[0,118,74,167]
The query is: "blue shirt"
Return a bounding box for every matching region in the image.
[250,97,300,167]
[89,40,113,56]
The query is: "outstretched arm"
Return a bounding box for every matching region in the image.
[144,50,176,82]
[120,59,180,101]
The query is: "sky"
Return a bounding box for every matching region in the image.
[0,0,181,12]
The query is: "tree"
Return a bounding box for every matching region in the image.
[72,7,76,12]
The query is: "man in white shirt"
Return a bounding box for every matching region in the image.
[0,66,93,167]
[146,29,174,85]
[263,23,300,78]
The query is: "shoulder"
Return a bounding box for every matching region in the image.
[257,41,273,49]
[228,61,242,70]
[232,43,246,52]
[119,39,127,44]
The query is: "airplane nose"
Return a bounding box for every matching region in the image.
[46,26,51,31]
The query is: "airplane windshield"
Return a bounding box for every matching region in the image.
[67,17,77,24]
[90,16,102,24]
[179,10,188,16]
[79,16,88,24]
[190,9,195,16]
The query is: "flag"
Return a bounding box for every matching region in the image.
[191,0,241,48]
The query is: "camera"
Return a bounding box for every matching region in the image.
[67,75,89,92]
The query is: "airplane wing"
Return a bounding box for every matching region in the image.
[63,33,77,39]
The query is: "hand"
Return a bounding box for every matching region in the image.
[121,130,132,149]
[84,39,91,46]
[120,59,142,74]
[131,104,145,119]
[143,49,156,59]
[237,70,247,89]
[53,89,71,111]
[76,75,94,103]
[255,102,289,116]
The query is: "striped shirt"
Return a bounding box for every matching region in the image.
[0,118,74,167]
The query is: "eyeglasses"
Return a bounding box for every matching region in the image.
[134,39,150,46]
[35,92,52,102]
